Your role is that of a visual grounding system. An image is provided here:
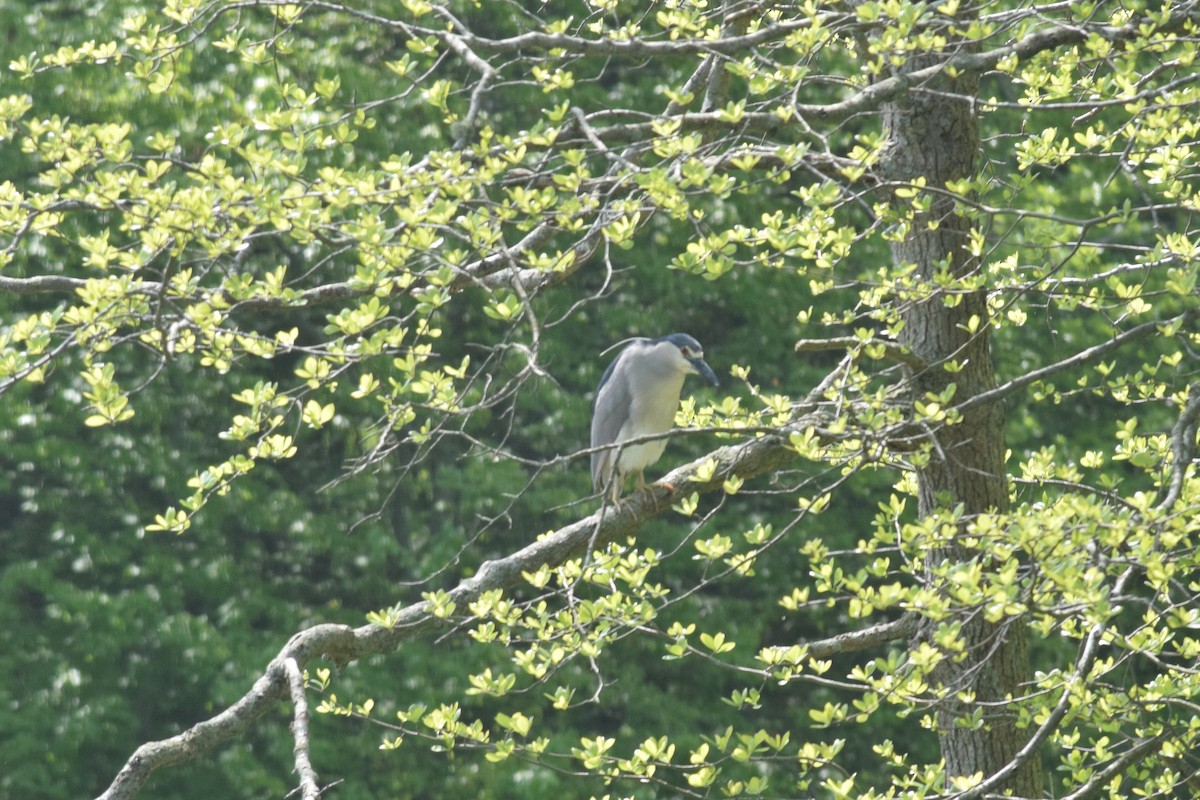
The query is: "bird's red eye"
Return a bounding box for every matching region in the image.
[680,347,691,357]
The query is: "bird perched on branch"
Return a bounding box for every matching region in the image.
[591,333,719,502]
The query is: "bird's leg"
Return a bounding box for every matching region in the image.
[635,470,646,492]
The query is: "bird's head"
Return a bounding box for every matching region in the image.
[658,333,720,387]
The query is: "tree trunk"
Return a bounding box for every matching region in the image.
[879,36,1043,797]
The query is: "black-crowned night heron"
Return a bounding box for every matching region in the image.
[591,333,720,502]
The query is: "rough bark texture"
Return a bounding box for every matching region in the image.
[879,37,1042,796]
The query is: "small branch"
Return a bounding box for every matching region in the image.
[435,20,498,150]
[1050,734,1169,800]
[569,107,637,170]
[1012,476,1138,512]
[478,221,600,293]
[283,657,322,800]
[447,222,558,292]
[795,336,928,371]
[700,0,749,113]
[0,328,80,397]
[956,309,1198,413]
[664,54,715,116]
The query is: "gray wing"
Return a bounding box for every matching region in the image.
[591,356,633,492]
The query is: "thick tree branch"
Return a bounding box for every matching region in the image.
[805,614,920,659]
[299,1,819,59]
[318,2,1195,70]
[99,653,292,800]
[0,274,90,295]
[187,2,1198,139]
[96,365,846,800]
[548,11,1199,138]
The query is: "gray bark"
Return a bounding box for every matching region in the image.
[879,30,1042,797]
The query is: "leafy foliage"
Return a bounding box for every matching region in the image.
[1,2,1198,799]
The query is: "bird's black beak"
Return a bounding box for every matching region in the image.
[690,357,720,388]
